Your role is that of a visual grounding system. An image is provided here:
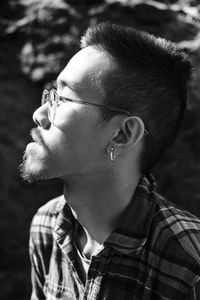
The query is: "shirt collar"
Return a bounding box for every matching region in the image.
[54,173,157,256]
[53,199,75,254]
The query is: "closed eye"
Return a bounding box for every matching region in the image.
[58,96,83,105]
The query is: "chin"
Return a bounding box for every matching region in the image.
[19,149,51,183]
[19,160,47,183]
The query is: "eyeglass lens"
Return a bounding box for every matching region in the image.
[41,89,57,123]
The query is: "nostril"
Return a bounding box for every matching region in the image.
[41,117,51,129]
[32,106,51,129]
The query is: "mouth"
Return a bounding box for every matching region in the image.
[30,128,44,145]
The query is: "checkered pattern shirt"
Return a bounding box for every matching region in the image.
[29,174,200,299]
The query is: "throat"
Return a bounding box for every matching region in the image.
[63,171,141,248]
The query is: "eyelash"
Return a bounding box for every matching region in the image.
[52,81,64,96]
[50,82,76,106]
[52,80,57,89]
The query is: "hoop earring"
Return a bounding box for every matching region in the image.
[110,146,116,161]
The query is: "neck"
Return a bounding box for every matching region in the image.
[63,169,141,246]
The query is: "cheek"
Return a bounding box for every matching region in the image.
[43,128,69,157]
[51,107,99,149]
[42,120,88,162]
[42,107,106,170]
[44,108,79,150]
[43,129,90,175]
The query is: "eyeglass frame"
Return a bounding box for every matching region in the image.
[41,88,148,135]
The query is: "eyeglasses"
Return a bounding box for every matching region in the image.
[41,88,148,135]
[41,88,133,123]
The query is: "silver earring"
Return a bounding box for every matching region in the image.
[110,146,116,161]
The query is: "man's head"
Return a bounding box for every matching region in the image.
[20,46,117,182]
[20,22,192,183]
[80,22,192,172]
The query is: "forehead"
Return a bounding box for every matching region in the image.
[57,46,115,103]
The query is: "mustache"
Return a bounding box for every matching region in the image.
[30,128,44,145]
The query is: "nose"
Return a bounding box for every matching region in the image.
[33,104,51,129]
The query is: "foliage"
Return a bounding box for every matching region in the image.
[1,0,200,299]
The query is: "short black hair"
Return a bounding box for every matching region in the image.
[80,22,193,172]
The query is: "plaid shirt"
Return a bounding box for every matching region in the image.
[30,174,200,299]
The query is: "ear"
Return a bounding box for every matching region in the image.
[108,116,145,154]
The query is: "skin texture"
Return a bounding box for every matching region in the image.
[22,46,145,256]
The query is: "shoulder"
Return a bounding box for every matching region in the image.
[34,194,65,216]
[30,195,66,239]
[150,192,200,276]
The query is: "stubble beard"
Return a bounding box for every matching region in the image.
[19,128,49,183]
[19,151,42,183]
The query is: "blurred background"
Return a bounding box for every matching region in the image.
[0,0,200,299]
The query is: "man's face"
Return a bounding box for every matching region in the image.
[21,46,115,182]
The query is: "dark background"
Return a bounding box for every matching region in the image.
[0,0,200,299]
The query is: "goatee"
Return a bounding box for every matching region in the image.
[19,151,42,184]
[19,127,47,183]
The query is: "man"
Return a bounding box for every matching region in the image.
[21,22,200,299]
